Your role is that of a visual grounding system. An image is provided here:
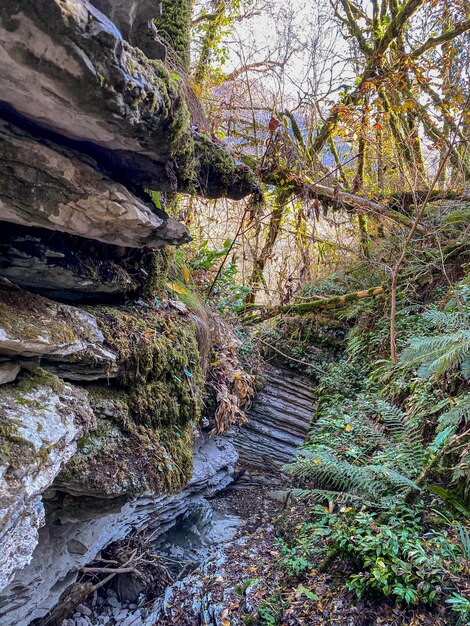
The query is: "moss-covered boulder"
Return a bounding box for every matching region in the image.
[55,303,207,498]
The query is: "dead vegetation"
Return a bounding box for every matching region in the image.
[208,317,255,434]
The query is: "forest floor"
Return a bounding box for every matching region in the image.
[149,466,455,626]
[52,462,458,626]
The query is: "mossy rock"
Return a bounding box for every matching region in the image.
[59,304,207,497]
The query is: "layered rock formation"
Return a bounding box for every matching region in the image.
[0,435,237,625]
[236,365,315,466]
[0,0,259,204]
[0,1,259,623]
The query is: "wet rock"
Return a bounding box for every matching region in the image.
[76,604,92,616]
[0,362,20,385]
[92,0,166,61]
[116,573,146,603]
[122,613,144,626]
[0,229,139,301]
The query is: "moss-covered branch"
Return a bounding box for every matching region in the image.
[242,286,384,320]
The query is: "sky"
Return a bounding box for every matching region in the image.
[195,0,355,105]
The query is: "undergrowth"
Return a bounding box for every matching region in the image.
[251,269,469,624]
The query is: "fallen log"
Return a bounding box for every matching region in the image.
[306,185,428,234]
[261,170,428,234]
[242,286,384,321]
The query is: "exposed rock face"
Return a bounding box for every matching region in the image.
[236,366,315,466]
[0,0,259,200]
[0,1,259,623]
[0,280,118,382]
[0,121,190,249]
[0,373,95,592]
[92,0,167,60]
[0,232,138,301]
[0,435,237,626]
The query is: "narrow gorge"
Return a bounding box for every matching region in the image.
[1,1,469,625]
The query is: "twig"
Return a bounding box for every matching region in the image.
[208,205,250,296]
[389,143,455,363]
[81,567,139,575]
[256,337,326,374]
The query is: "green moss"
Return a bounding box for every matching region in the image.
[155,0,192,72]
[62,305,205,495]
[195,132,236,178]
[142,247,175,298]
[0,282,94,346]
[192,132,259,198]
[0,418,36,469]
[0,369,68,471]
[15,368,65,395]
[60,399,194,495]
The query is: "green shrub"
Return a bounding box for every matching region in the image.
[331,509,465,608]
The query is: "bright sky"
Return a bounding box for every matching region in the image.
[224,0,354,104]
[190,0,354,105]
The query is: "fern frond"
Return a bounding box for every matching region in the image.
[290,488,378,508]
[400,331,470,379]
[367,465,421,492]
[438,393,470,432]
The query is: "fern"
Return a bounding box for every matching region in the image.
[399,294,470,379]
[286,394,426,508]
[400,330,470,378]
[437,393,470,432]
[287,280,470,512]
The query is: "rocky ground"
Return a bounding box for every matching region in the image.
[55,473,284,626]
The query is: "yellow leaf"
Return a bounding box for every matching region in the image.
[181,263,191,285]
[166,282,187,294]
[222,621,231,626]
[345,423,352,432]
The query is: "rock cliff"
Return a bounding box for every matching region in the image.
[236,365,315,466]
[0,1,258,623]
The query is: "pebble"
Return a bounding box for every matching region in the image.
[124,613,144,626]
[106,596,120,608]
[77,604,92,616]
